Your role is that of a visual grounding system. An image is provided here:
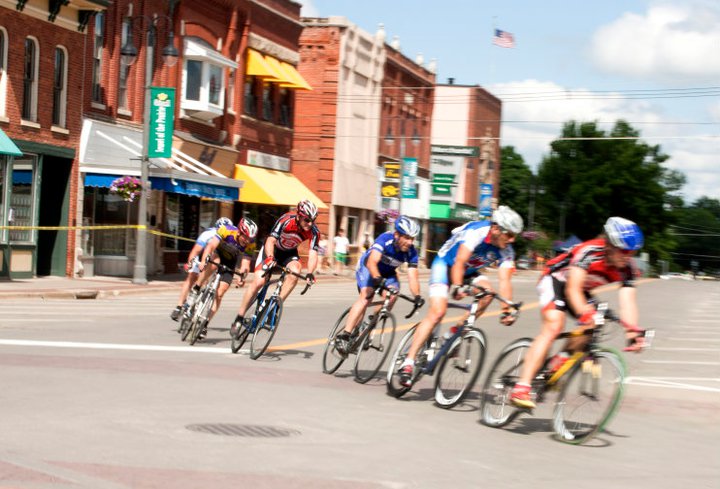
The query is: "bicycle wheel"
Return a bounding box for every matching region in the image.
[179,312,193,341]
[434,329,487,408]
[386,325,418,398]
[230,317,250,354]
[250,297,283,360]
[480,338,533,427]
[553,349,626,444]
[354,313,397,384]
[189,290,214,346]
[322,307,351,374]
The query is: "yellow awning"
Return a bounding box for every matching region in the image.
[264,55,313,91]
[234,164,327,208]
[277,61,313,91]
[246,49,282,80]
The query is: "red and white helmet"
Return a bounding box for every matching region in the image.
[238,217,258,241]
[296,199,318,221]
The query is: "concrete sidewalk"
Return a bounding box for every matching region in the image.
[0,269,368,300]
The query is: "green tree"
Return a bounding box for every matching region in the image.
[671,197,720,272]
[498,146,533,222]
[535,120,684,261]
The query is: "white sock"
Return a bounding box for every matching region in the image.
[401,358,415,368]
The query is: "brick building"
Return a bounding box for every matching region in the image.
[78,0,319,277]
[0,0,110,279]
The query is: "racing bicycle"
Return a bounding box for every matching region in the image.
[230,264,313,359]
[322,283,424,383]
[387,284,522,408]
[480,302,654,444]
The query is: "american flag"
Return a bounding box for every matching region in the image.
[493,29,515,48]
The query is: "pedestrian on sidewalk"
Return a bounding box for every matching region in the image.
[333,228,350,275]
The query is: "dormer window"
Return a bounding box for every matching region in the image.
[181,37,237,121]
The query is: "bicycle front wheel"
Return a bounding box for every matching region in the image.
[354,313,396,384]
[480,338,533,428]
[386,325,418,398]
[230,317,250,354]
[179,313,193,341]
[322,307,351,374]
[189,291,214,346]
[553,349,626,445]
[434,329,486,408]
[250,298,283,360]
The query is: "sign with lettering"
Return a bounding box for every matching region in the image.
[401,157,418,199]
[384,162,401,180]
[148,87,175,158]
[381,182,400,197]
[479,183,493,216]
[247,149,290,171]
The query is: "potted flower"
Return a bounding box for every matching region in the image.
[377,208,400,223]
[110,176,142,202]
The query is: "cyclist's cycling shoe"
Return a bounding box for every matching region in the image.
[334,332,351,355]
[170,306,182,321]
[198,325,208,340]
[230,316,243,337]
[510,384,536,410]
[399,364,414,388]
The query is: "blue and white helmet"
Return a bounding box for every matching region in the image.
[215,217,233,228]
[604,217,644,250]
[394,215,420,237]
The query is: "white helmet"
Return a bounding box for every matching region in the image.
[296,199,318,221]
[492,205,523,234]
[215,217,233,228]
[394,215,420,237]
[604,217,644,250]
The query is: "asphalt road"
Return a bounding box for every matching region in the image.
[0,273,718,488]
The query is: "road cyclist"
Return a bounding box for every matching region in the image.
[508,216,651,410]
[395,205,525,389]
[332,216,424,357]
[187,219,257,341]
[230,199,320,336]
[170,217,234,322]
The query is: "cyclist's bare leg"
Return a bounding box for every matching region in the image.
[405,295,448,361]
[177,271,199,307]
[279,260,302,301]
[471,277,494,316]
[516,308,566,385]
[209,281,231,321]
[236,272,269,318]
[342,286,374,334]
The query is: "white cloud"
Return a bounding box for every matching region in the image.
[489,79,719,203]
[590,2,720,80]
[296,0,319,17]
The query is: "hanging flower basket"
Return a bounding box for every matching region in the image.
[110,176,142,202]
[377,208,400,223]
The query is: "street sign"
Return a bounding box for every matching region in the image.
[384,162,401,180]
[479,183,493,216]
[148,87,175,158]
[402,157,418,199]
[381,182,399,197]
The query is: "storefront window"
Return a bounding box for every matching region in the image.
[84,187,137,256]
[164,193,180,249]
[0,158,5,243]
[9,156,36,243]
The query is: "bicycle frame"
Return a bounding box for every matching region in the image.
[420,286,521,376]
[350,286,421,350]
[246,265,311,334]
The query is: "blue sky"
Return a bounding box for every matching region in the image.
[299,0,720,203]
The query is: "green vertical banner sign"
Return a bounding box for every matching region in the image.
[402,157,418,199]
[148,87,175,158]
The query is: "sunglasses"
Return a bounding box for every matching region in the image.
[300,217,315,224]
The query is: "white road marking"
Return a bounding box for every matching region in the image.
[666,337,720,342]
[653,347,720,352]
[0,338,231,354]
[643,360,720,366]
[626,376,720,393]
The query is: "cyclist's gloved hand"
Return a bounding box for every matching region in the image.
[372,276,386,289]
[577,310,595,326]
[500,310,517,326]
[306,272,316,284]
[414,295,425,308]
[183,261,191,273]
[451,285,466,300]
[262,256,276,271]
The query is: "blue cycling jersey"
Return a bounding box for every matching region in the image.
[436,221,515,274]
[357,231,418,277]
[195,228,218,247]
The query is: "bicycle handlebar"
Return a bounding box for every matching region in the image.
[572,302,655,351]
[457,284,523,316]
[207,260,247,277]
[374,283,425,319]
[260,265,314,295]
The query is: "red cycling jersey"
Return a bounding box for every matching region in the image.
[543,238,638,291]
[269,212,320,252]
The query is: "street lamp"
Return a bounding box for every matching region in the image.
[121,11,179,285]
[384,119,420,216]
